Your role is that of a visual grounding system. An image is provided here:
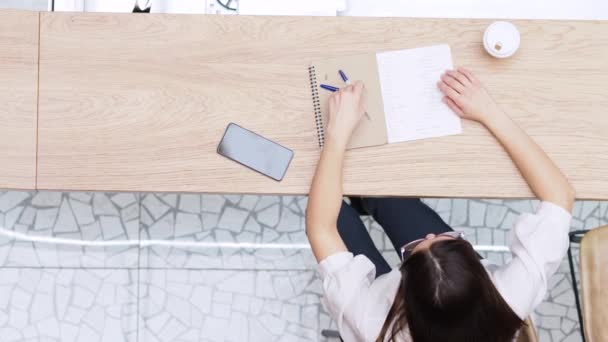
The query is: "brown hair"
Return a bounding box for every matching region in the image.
[377,239,523,342]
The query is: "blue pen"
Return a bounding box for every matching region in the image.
[338,69,351,84]
[320,84,339,92]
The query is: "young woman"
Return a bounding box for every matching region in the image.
[305,68,575,342]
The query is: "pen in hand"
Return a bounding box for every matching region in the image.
[320,69,371,121]
[339,69,351,85]
[320,82,371,121]
[320,84,339,92]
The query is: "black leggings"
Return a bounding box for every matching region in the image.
[337,198,453,277]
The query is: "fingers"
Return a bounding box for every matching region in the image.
[329,91,339,111]
[329,89,340,100]
[457,67,479,85]
[441,73,465,93]
[446,70,470,87]
[337,81,364,109]
[338,81,364,93]
[343,83,361,92]
[353,80,364,93]
[443,96,464,116]
[343,85,354,93]
[437,80,461,100]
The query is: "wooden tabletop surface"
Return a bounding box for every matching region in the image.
[4,11,608,198]
[0,10,39,190]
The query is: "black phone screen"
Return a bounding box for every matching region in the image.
[217,123,294,181]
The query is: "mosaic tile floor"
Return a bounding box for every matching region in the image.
[0,191,605,341]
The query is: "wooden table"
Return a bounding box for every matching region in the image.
[0,10,39,190]
[9,12,608,198]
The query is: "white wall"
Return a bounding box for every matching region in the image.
[0,0,48,10]
[343,0,608,20]
[28,0,608,19]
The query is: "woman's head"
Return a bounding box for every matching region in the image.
[378,236,523,342]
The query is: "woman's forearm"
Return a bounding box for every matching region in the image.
[308,140,346,225]
[439,68,575,211]
[305,81,369,261]
[484,111,576,210]
[306,139,348,261]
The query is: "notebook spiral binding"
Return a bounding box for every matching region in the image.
[308,65,324,147]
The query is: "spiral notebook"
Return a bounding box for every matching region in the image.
[308,44,462,149]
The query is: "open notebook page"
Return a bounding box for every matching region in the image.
[376,44,462,143]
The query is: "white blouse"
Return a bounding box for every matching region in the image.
[318,201,572,342]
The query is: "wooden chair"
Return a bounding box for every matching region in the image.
[568,225,608,342]
[579,225,608,342]
[568,229,588,341]
[517,318,539,342]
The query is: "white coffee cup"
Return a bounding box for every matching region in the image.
[483,21,521,58]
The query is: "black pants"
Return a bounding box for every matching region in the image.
[337,198,453,277]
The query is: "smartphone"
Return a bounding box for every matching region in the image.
[217,123,294,181]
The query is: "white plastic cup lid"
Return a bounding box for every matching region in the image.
[483,21,521,58]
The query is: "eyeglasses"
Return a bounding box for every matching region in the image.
[399,231,465,261]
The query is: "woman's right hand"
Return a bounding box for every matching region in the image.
[437,67,503,125]
[325,81,366,149]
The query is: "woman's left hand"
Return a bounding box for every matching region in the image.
[325,81,366,149]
